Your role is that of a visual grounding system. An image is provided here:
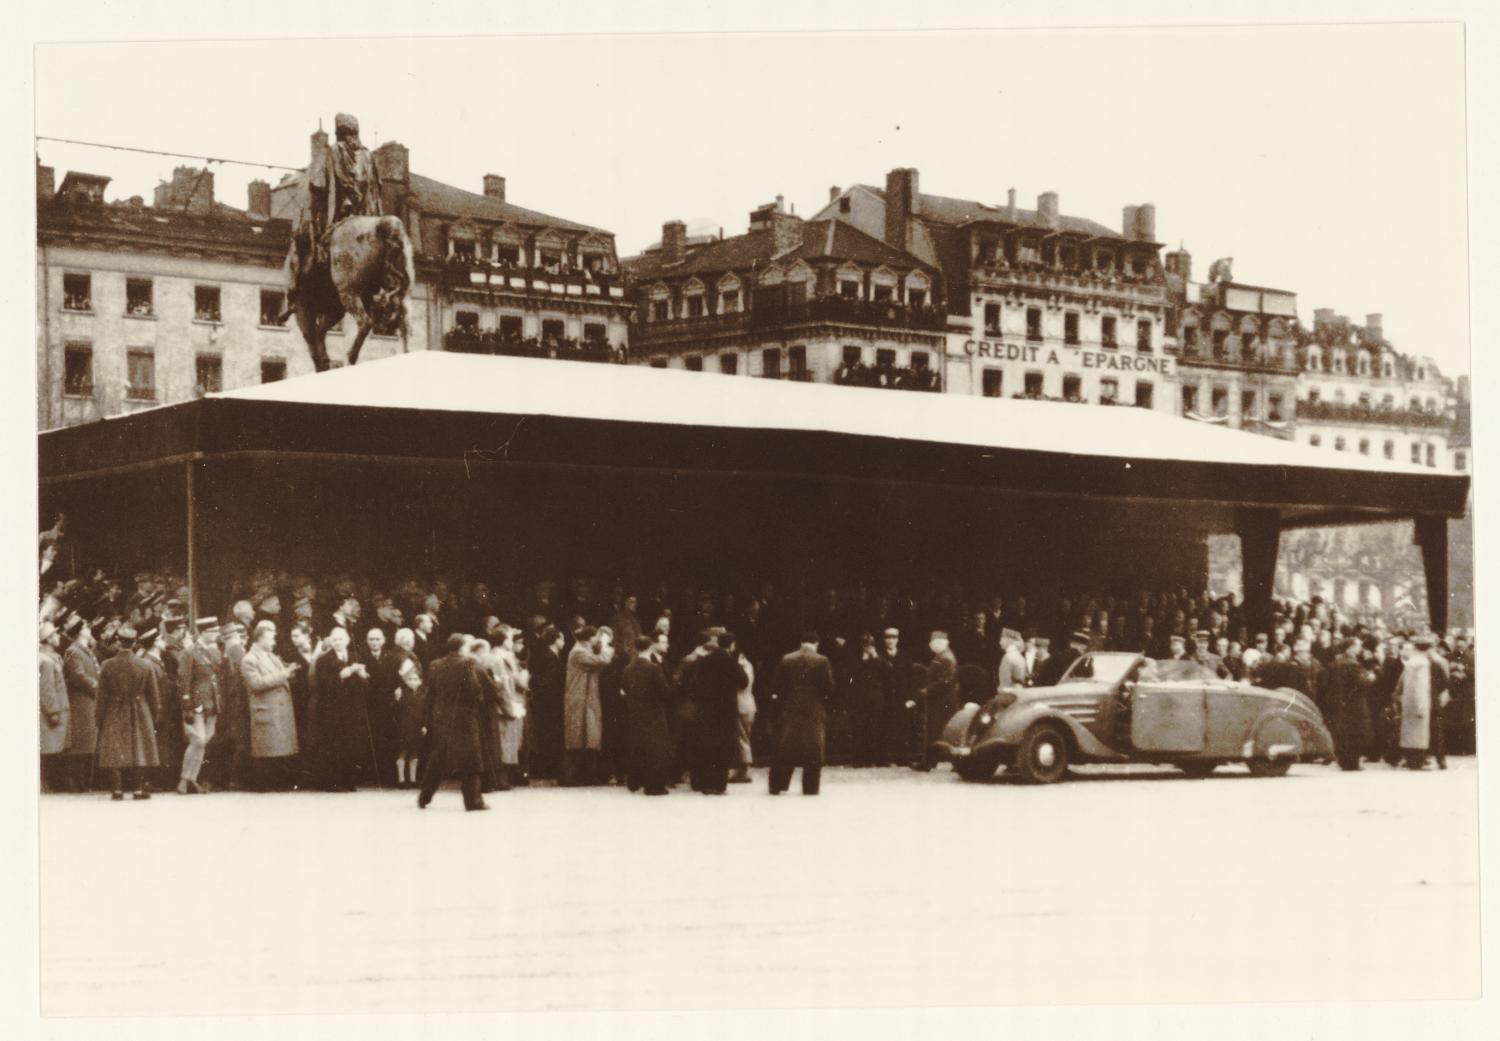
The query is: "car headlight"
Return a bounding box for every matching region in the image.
[976,712,993,728]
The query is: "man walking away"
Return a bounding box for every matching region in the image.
[96,626,161,800]
[769,632,834,796]
[623,635,675,795]
[419,635,491,811]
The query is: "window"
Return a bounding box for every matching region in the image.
[686,295,705,318]
[1212,328,1228,356]
[1268,394,1283,421]
[1334,437,1346,452]
[1456,451,1467,471]
[126,278,153,317]
[584,323,607,344]
[1359,439,1370,455]
[1137,318,1152,353]
[982,369,1003,398]
[788,345,808,376]
[1024,371,1044,396]
[839,197,851,214]
[126,349,155,399]
[1309,435,1322,447]
[194,286,221,323]
[1427,444,1436,468]
[984,302,1002,335]
[500,315,524,339]
[541,318,565,341]
[719,353,738,375]
[1407,442,1421,463]
[1062,375,1082,401]
[875,348,897,366]
[260,290,287,327]
[685,355,703,372]
[652,299,670,321]
[195,354,223,395]
[911,352,929,371]
[1308,388,1320,404]
[1357,392,1371,410]
[450,238,476,261]
[1382,394,1394,410]
[721,290,739,313]
[1099,377,1118,403]
[842,345,863,365]
[872,284,894,302]
[1135,381,1154,408]
[1182,325,1198,351]
[261,358,286,383]
[1241,390,1258,419]
[1333,352,1346,374]
[649,358,668,369]
[63,272,91,311]
[494,243,521,265]
[63,343,93,396]
[1384,441,1395,460]
[455,310,479,331]
[762,348,782,378]
[1182,385,1198,413]
[1211,386,1228,416]
[839,280,861,299]
[539,250,562,269]
[1064,311,1080,345]
[1026,308,1043,342]
[1101,315,1117,349]
[908,288,927,308]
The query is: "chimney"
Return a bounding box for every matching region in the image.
[1137,203,1156,241]
[246,180,272,219]
[1313,308,1335,330]
[1164,249,1192,282]
[483,174,506,202]
[373,141,409,184]
[1007,187,1017,220]
[310,126,329,162]
[1365,313,1384,340]
[1122,205,1140,240]
[1456,374,1470,404]
[770,210,803,255]
[127,195,144,208]
[36,163,54,201]
[884,167,918,251]
[154,165,214,213]
[1037,191,1059,229]
[661,220,687,264]
[829,185,841,203]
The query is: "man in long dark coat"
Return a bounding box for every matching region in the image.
[849,634,889,768]
[527,627,565,781]
[1317,638,1373,770]
[418,635,491,811]
[622,635,675,795]
[362,627,403,787]
[913,631,958,771]
[95,627,161,800]
[688,633,748,794]
[310,626,371,791]
[878,628,911,766]
[769,632,835,796]
[62,621,100,791]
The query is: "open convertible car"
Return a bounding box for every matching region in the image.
[934,652,1335,783]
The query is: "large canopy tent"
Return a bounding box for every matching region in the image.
[39,352,1470,632]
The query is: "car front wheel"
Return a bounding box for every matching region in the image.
[1178,760,1219,778]
[954,755,997,782]
[1014,724,1070,784]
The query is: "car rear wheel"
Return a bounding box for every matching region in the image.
[1246,757,1293,778]
[1014,724,1069,784]
[1247,716,1301,778]
[1178,760,1218,778]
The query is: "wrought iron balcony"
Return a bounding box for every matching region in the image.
[1296,399,1450,429]
[635,296,949,344]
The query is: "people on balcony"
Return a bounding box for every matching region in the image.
[831,359,940,392]
[444,327,625,365]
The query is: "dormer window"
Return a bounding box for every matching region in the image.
[721,290,739,313]
[685,295,705,318]
[839,280,861,299]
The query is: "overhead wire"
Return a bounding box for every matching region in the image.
[34,134,303,174]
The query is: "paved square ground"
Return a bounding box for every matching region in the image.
[39,761,1480,1015]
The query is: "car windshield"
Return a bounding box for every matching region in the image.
[1059,652,1140,686]
[1148,659,1218,682]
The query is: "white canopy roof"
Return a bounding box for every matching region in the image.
[218,351,1435,476]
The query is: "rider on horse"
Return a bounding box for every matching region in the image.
[287,112,383,309]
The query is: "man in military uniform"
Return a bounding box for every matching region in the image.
[176,618,222,794]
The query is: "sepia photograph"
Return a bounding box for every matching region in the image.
[13,4,1495,1037]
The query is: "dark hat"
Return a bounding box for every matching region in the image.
[1071,630,1092,645]
[195,616,219,632]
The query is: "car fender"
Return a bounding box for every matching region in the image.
[940,703,981,750]
[986,702,1119,761]
[1243,690,1336,761]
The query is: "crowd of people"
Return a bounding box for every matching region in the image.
[443,327,626,365]
[39,523,1477,804]
[831,359,942,392]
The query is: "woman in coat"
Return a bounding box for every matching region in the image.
[95,630,161,799]
[239,620,301,790]
[561,626,614,786]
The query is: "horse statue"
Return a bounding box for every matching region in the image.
[283,213,415,372]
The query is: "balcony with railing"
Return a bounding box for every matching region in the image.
[971,258,1167,303]
[635,294,949,345]
[1296,399,1450,429]
[1177,342,1300,374]
[832,361,941,393]
[444,328,625,364]
[441,257,627,301]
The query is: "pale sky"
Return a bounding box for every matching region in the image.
[33,24,1470,375]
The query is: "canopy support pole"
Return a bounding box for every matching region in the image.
[1414,515,1448,634]
[185,460,197,624]
[1236,507,1281,638]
